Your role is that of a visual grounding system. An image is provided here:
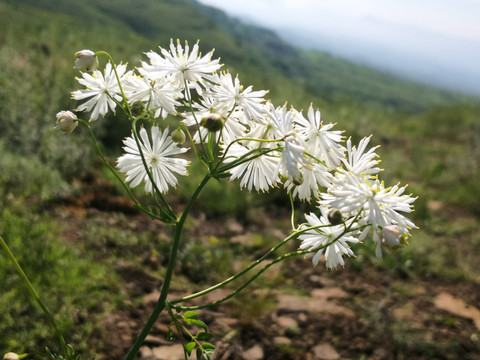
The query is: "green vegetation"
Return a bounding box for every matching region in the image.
[1,0,479,357]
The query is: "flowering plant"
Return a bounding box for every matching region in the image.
[2,40,416,360]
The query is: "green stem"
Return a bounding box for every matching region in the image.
[0,235,69,356]
[170,222,362,307]
[172,249,312,311]
[78,119,162,221]
[130,119,177,222]
[169,224,316,306]
[125,173,212,360]
[95,51,132,116]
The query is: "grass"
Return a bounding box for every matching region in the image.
[0,204,123,357]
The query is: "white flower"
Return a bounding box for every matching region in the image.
[55,110,78,133]
[182,95,246,145]
[207,73,268,123]
[342,136,381,177]
[299,209,360,269]
[74,49,98,72]
[267,103,296,138]
[224,142,279,192]
[285,160,332,202]
[321,175,416,234]
[296,106,345,168]
[123,73,182,118]
[267,104,306,182]
[280,134,306,183]
[72,63,128,121]
[117,126,189,194]
[142,40,221,86]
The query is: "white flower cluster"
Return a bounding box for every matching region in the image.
[64,40,416,269]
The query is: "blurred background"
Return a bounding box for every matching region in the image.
[0,0,479,359]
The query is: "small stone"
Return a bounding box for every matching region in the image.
[276,316,298,330]
[226,219,244,234]
[139,346,154,360]
[145,335,166,346]
[434,292,480,330]
[274,336,292,346]
[312,343,340,360]
[241,344,264,360]
[151,344,185,360]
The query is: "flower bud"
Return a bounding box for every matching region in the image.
[3,353,19,360]
[200,113,225,132]
[381,225,408,250]
[74,49,98,72]
[55,110,78,133]
[327,209,343,225]
[130,101,145,117]
[171,128,186,144]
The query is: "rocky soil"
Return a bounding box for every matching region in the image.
[55,178,480,360]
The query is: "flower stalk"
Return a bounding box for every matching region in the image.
[0,235,69,358]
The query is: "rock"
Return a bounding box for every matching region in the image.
[241,344,264,360]
[276,293,354,317]
[143,290,161,304]
[226,219,244,234]
[274,336,292,346]
[310,287,348,299]
[145,335,167,346]
[312,343,340,360]
[215,316,240,330]
[139,346,154,360]
[276,316,298,329]
[151,344,185,360]
[434,292,480,330]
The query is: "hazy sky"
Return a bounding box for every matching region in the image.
[198,0,480,42]
[198,0,480,94]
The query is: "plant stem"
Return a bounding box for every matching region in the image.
[0,235,69,356]
[170,223,361,306]
[124,173,212,360]
[78,119,164,221]
[172,249,312,311]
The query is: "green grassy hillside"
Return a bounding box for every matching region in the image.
[5,0,474,112]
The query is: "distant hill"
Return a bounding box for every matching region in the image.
[3,0,476,112]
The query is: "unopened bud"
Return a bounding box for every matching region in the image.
[200,113,225,132]
[171,128,186,144]
[3,353,19,360]
[74,49,98,72]
[327,209,343,225]
[55,110,78,133]
[130,101,145,117]
[381,225,408,250]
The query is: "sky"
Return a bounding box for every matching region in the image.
[198,0,480,95]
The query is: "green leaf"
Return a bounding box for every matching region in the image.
[185,341,196,356]
[196,347,203,360]
[201,342,215,350]
[191,319,208,330]
[167,326,174,341]
[184,311,198,319]
[196,331,214,341]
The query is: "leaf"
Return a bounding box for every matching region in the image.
[201,342,215,350]
[190,318,208,330]
[185,342,196,356]
[196,331,214,341]
[196,347,203,360]
[167,326,174,341]
[183,311,198,319]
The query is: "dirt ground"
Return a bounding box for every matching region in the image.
[56,178,480,360]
